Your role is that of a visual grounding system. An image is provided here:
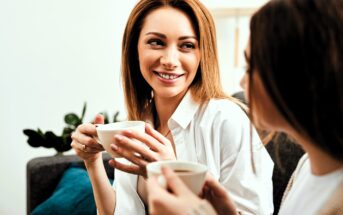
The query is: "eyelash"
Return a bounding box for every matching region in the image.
[180,42,195,50]
[147,39,164,47]
[147,39,196,50]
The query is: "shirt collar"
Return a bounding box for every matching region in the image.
[169,91,200,129]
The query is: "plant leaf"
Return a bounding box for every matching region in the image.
[113,111,120,122]
[101,111,110,124]
[80,102,87,122]
[23,129,38,137]
[43,131,57,148]
[37,128,44,136]
[23,129,45,147]
[64,113,80,126]
[54,136,72,152]
[62,127,74,136]
[55,142,72,152]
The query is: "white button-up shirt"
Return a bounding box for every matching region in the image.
[113,92,274,215]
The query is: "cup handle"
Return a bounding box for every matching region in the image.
[93,124,102,145]
[93,136,101,145]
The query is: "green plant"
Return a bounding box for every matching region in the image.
[23,103,120,153]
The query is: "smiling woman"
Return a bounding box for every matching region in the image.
[137,7,200,101]
[70,0,274,215]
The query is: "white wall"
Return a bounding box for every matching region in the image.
[0,1,136,214]
[0,0,266,214]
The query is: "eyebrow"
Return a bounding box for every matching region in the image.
[145,32,198,40]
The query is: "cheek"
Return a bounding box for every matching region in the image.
[251,91,281,131]
[137,41,155,72]
[182,53,200,76]
[138,52,156,72]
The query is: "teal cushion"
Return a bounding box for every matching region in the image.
[31,166,112,215]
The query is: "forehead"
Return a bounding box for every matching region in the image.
[140,7,197,37]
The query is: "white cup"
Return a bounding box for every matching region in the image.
[147,160,208,194]
[95,121,145,158]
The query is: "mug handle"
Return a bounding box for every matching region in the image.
[93,124,102,145]
[93,136,101,145]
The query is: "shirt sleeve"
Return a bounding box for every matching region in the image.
[199,101,274,215]
[113,159,146,215]
[221,106,274,215]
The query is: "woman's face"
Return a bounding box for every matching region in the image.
[241,43,288,132]
[137,7,201,100]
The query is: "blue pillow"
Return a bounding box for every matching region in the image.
[31,166,113,215]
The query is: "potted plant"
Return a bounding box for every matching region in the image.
[23,103,120,155]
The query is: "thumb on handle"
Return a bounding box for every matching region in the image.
[94,114,105,125]
[93,114,104,144]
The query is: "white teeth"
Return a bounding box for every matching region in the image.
[158,73,178,80]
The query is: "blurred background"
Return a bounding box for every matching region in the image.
[0,0,267,214]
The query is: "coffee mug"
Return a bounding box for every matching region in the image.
[95,121,145,158]
[146,160,207,194]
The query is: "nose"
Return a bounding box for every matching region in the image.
[160,46,180,70]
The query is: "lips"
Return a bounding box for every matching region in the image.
[154,71,184,80]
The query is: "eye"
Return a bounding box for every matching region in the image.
[180,42,195,50]
[147,39,164,48]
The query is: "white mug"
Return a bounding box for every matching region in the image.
[95,121,145,158]
[147,160,208,194]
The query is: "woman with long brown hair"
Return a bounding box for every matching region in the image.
[71,0,273,214]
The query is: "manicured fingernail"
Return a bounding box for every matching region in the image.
[157,175,167,189]
[114,134,122,140]
[111,144,118,150]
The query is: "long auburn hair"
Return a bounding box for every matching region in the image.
[121,0,233,121]
[249,0,343,162]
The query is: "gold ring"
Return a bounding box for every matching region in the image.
[82,144,87,152]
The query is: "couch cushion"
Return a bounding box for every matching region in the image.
[31,165,112,215]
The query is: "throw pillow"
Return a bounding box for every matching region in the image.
[31,166,113,215]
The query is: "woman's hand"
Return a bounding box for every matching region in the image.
[147,168,239,215]
[147,167,204,215]
[70,114,105,164]
[201,175,238,215]
[108,123,176,177]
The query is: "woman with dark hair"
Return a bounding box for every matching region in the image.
[70,0,274,214]
[147,0,343,214]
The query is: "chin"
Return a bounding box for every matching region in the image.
[155,89,185,98]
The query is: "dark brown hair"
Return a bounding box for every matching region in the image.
[249,0,343,161]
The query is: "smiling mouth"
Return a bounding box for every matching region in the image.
[154,71,184,80]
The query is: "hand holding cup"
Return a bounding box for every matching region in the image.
[107,123,176,177]
[71,114,105,164]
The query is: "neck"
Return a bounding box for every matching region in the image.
[153,92,185,131]
[289,130,343,175]
[305,144,343,175]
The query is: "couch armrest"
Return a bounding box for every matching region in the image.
[26,153,114,214]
